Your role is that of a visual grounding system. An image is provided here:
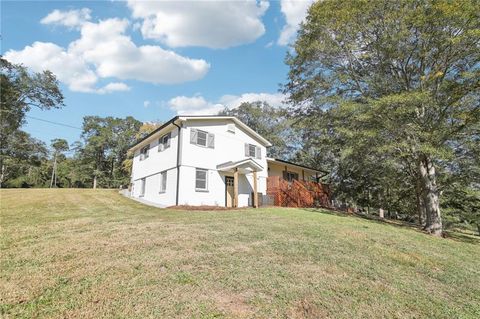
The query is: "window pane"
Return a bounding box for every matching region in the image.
[195,169,207,190]
[249,144,256,157]
[196,179,206,189]
[197,131,207,146]
[160,172,167,192]
[196,170,206,180]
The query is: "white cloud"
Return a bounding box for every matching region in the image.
[168,93,286,115]
[4,41,99,93]
[143,100,151,108]
[97,82,131,94]
[41,8,91,28]
[127,0,269,49]
[278,0,315,45]
[168,96,225,115]
[220,92,286,109]
[5,11,210,93]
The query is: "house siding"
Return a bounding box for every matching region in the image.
[179,119,267,207]
[130,118,269,208]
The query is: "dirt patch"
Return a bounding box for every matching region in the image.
[212,292,255,317]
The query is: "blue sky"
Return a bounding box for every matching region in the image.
[2,0,313,146]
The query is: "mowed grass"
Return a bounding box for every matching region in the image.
[1,189,479,319]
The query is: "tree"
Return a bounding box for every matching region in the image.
[284,0,479,236]
[76,116,142,188]
[220,101,298,159]
[0,57,64,187]
[49,138,69,188]
[0,130,48,187]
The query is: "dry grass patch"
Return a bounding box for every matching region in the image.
[1,189,479,318]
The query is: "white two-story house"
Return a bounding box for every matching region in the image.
[129,116,325,208]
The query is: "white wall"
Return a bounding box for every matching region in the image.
[132,168,177,207]
[131,126,178,206]
[178,119,268,207]
[130,118,269,207]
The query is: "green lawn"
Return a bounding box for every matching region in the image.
[1,189,479,318]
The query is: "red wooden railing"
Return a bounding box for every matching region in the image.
[266,176,331,208]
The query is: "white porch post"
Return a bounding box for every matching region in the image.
[234,168,239,208]
[253,170,258,208]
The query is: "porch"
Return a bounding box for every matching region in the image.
[217,158,263,208]
[266,176,331,208]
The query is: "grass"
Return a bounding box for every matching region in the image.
[1,189,479,318]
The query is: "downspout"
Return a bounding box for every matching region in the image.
[173,121,183,206]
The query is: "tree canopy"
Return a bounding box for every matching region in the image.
[284,0,479,236]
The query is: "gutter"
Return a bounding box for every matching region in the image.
[172,121,183,206]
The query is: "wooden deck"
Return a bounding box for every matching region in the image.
[266,176,331,208]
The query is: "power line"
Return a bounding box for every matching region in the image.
[25,115,82,130]
[1,109,82,130]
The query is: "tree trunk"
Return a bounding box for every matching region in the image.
[93,175,97,189]
[379,208,384,219]
[418,155,442,236]
[416,178,426,226]
[0,164,6,188]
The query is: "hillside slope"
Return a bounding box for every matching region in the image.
[1,189,479,318]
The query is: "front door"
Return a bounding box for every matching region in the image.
[225,176,234,207]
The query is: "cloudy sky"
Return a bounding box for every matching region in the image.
[3,0,314,144]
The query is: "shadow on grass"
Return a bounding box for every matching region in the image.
[444,231,480,245]
[300,207,480,245]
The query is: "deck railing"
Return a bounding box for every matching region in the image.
[266,176,331,208]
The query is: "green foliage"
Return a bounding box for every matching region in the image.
[284,0,480,230]
[73,116,143,188]
[220,101,298,159]
[0,57,64,187]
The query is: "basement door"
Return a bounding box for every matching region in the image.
[225,176,234,207]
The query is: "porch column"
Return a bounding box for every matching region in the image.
[233,168,239,208]
[253,170,258,208]
[302,169,305,181]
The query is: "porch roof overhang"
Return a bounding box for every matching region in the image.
[216,158,263,174]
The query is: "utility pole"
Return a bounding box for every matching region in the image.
[50,152,57,188]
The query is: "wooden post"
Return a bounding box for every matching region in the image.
[233,168,239,208]
[253,170,258,208]
[302,169,305,181]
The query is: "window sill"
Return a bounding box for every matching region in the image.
[193,143,211,149]
[195,189,209,193]
[159,191,166,194]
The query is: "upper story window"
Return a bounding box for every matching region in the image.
[244,143,261,159]
[140,145,149,160]
[190,129,214,148]
[158,132,171,152]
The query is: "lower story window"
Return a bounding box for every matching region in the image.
[195,168,208,191]
[140,178,146,196]
[159,171,167,193]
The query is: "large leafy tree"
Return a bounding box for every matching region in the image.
[0,57,64,187]
[76,116,142,188]
[284,0,479,236]
[220,101,298,159]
